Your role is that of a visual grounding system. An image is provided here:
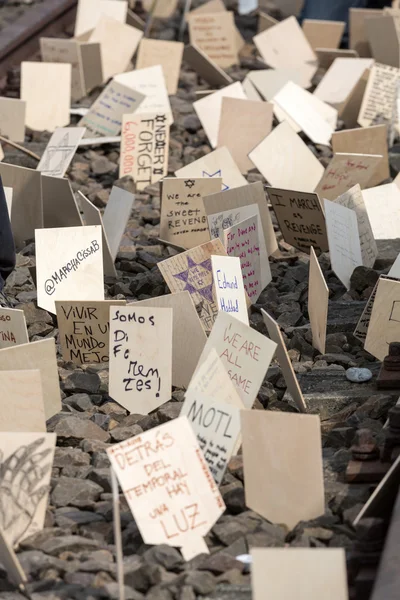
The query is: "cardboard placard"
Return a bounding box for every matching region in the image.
[195,311,277,407]
[180,391,241,485]
[315,153,382,200]
[217,97,273,173]
[35,225,104,314]
[56,300,126,366]
[316,48,359,71]
[175,146,247,192]
[251,548,348,600]
[324,199,363,290]
[136,39,183,95]
[74,0,128,37]
[188,11,238,68]
[21,62,71,132]
[0,528,26,587]
[314,57,373,109]
[0,370,45,433]
[40,37,86,102]
[224,215,264,302]
[0,98,25,142]
[183,44,233,88]
[134,291,207,389]
[266,186,329,253]
[42,175,83,229]
[241,411,324,529]
[107,417,225,560]
[302,19,345,51]
[109,306,172,414]
[362,181,400,240]
[365,277,400,361]
[160,177,220,249]
[37,127,86,178]
[158,239,227,332]
[358,63,400,128]
[0,307,28,349]
[249,121,324,193]
[79,79,145,138]
[350,7,383,57]
[89,15,143,82]
[102,186,135,261]
[193,82,247,149]
[334,184,378,268]
[119,112,169,190]
[308,247,329,354]
[211,255,249,324]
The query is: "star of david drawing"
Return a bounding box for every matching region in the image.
[40,132,74,176]
[172,255,214,303]
[202,169,229,191]
[184,179,195,189]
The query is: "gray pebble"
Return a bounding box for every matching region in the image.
[346,367,373,383]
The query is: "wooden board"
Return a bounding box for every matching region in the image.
[74,0,128,37]
[365,277,400,361]
[0,307,28,349]
[35,225,104,314]
[249,121,325,193]
[142,0,178,18]
[354,275,395,343]
[314,58,374,110]
[56,300,126,366]
[258,11,278,33]
[242,76,262,101]
[160,177,220,249]
[316,48,359,71]
[0,98,25,142]
[158,239,227,333]
[248,68,311,100]
[358,63,400,128]
[302,19,345,51]
[20,62,71,132]
[136,39,183,95]
[135,291,207,389]
[261,309,306,412]
[340,68,370,129]
[187,11,238,69]
[40,37,85,102]
[188,0,245,54]
[175,146,247,192]
[0,527,26,587]
[350,7,383,57]
[308,247,329,354]
[217,97,273,173]
[324,199,363,290]
[79,41,103,95]
[37,127,85,178]
[362,182,400,240]
[211,255,249,324]
[0,370,45,432]
[241,411,324,529]
[183,44,233,87]
[0,338,61,420]
[315,153,382,200]
[102,186,134,261]
[42,176,83,229]
[366,14,400,68]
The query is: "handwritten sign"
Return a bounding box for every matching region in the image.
[109,306,172,414]
[181,391,241,485]
[175,146,247,192]
[211,255,249,324]
[37,127,85,178]
[107,417,225,560]
[267,187,328,253]
[160,177,220,249]
[195,311,277,407]
[79,80,145,138]
[365,277,400,361]
[0,98,25,142]
[0,370,45,433]
[0,307,28,349]
[35,225,104,315]
[308,247,329,354]
[188,11,238,68]
[136,39,183,95]
[224,215,263,302]
[358,63,400,128]
[315,152,382,200]
[158,239,227,333]
[40,37,86,101]
[120,112,169,190]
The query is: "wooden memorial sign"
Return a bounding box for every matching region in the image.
[258,11,278,33]
[365,13,400,68]
[314,57,373,110]
[107,417,225,560]
[350,7,383,57]
[217,97,273,173]
[247,68,311,101]
[158,238,227,332]
[56,300,126,366]
[353,275,394,343]
[324,199,363,290]
[308,247,329,354]
[242,76,262,100]
[102,186,135,261]
[160,177,220,249]
[182,44,233,88]
[362,181,400,240]
[0,527,27,588]
[211,255,249,324]
[142,0,178,19]
[261,309,306,412]
[0,370,45,433]
[135,291,207,389]
[266,186,329,253]
[358,63,400,128]
[42,176,83,229]
[0,432,56,547]
[79,79,145,138]
[0,98,25,142]
[365,277,400,361]
[120,112,169,190]
[175,146,247,192]
[35,225,104,315]
[302,19,345,51]
[0,307,28,349]
[241,411,324,528]
[74,0,128,37]
[249,121,324,193]
[187,11,238,68]
[21,62,71,132]
[136,39,184,95]
[37,127,86,178]
[188,0,245,54]
[316,48,359,71]
[109,306,172,414]
[195,311,277,407]
[315,153,382,200]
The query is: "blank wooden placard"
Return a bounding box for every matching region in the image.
[241,411,324,529]
[211,255,249,325]
[21,62,71,132]
[314,58,374,110]
[258,11,278,33]
[308,247,329,354]
[42,176,83,229]
[0,98,25,142]
[135,291,207,389]
[248,68,311,100]
[217,97,273,173]
[183,44,233,87]
[365,278,400,361]
[188,11,238,69]
[340,68,370,129]
[358,63,400,129]
[242,76,262,101]
[142,0,178,18]
[363,182,400,240]
[316,48,359,71]
[102,186,134,261]
[0,370,45,432]
[37,127,86,178]
[261,309,306,412]
[0,338,61,420]
[40,37,85,102]
[251,548,348,600]
[74,0,128,37]
[366,14,400,68]
[316,153,382,200]
[79,41,103,95]
[0,163,43,248]
[249,121,324,193]
[0,307,28,349]
[302,19,345,51]
[136,39,183,95]
[175,146,247,192]
[350,7,383,57]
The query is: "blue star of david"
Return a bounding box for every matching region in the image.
[172,255,214,303]
[202,170,229,191]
